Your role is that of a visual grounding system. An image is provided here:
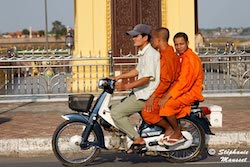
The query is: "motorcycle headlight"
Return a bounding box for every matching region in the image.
[98,78,115,90]
[98,78,110,89]
[98,79,105,89]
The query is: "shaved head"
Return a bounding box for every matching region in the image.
[152,27,170,42]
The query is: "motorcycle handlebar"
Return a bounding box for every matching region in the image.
[98,78,116,91]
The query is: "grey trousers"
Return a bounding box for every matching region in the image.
[110,94,145,139]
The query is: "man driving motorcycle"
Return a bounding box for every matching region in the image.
[110,24,160,153]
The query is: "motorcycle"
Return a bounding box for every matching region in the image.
[52,78,213,166]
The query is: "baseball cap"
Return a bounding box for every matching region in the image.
[126,24,151,36]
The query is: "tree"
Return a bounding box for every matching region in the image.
[50,20,67,40]
[38,30,45,37]
[22,29,29,36]
[240,27,250,35]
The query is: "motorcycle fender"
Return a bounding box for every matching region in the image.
[62,113,106,149]
[62,113,89,122]
[188,113,214,135]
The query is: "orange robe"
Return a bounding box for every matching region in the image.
[159,48,204,119]
[142,45,180,124]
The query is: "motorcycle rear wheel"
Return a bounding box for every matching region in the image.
[165,118,205,163]
[52,120,100,166]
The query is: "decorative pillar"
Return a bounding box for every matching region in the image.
[72,0,111,92]
[74,0,111,56]
[162,0,195,50]
[29,27,32,39]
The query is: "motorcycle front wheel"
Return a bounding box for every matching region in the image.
[52,120,100,166]
[165,118,205,163]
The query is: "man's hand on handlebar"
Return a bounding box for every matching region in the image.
[115,82,127,91]
[109,76,120,81]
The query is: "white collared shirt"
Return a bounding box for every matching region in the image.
[134,44,160,100]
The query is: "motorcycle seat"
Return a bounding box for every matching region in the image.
[191,101,200,109]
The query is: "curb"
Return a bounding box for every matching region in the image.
[206,131,250,147]
[0,131,250,157]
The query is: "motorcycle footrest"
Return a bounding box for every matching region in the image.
[148,141,158,146]
[136,147,147,154]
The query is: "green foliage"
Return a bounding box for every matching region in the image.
[240,28,250,35]
[22,29,29,36]
[38,30,45,37]
[50,20,67,40]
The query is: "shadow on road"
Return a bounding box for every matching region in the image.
[0,102,33,115]
[0,117,11,125]
[89,151,172,166]
[87,148,210,166]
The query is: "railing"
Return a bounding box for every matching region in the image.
[200,53,250,94]
[17,49,69,55]
[110,52,250,95]
[0,54,110,101]
[0,50,249,101]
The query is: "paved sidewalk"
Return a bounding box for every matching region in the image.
[0,96,250,156]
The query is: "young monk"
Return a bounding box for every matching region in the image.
[156,32,204,146]
[141,27,181,141]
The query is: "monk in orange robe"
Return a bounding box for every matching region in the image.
[141,28,180,125]
[156,32,204,146]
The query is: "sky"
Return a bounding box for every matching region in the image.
[0,0,250,33]
[0,0,74,33]
[198,0,250,28]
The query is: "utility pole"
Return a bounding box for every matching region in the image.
[195,0,199,34]
[44,0,49,56]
